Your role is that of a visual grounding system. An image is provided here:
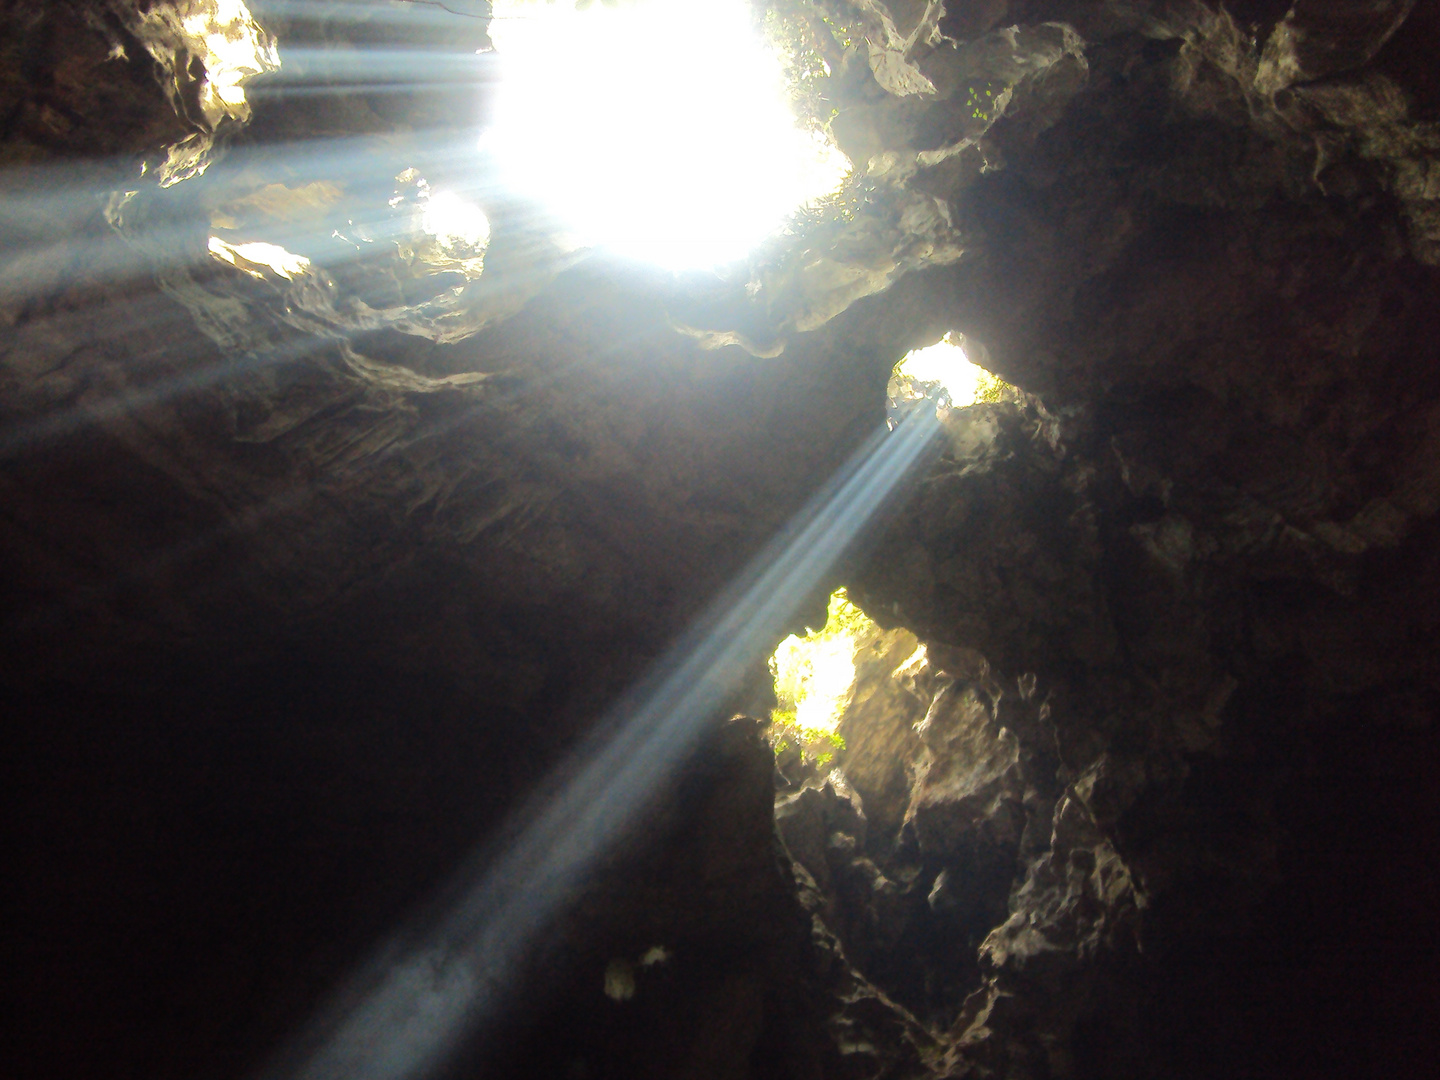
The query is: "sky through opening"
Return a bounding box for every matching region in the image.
[484,0,850,270]
[890,336,1018,409]
[770,588,878,738]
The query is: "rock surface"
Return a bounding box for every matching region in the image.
[4,2,1440,1079]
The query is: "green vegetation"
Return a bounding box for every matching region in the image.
[760,0,863,132]
[964,80,1008,123]
[767,588,876,767]
[973,366,1017,403]
[748,2,884,258]
[788,169,873,229]
[770,708,848,767]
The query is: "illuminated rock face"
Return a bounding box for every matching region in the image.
[5,2,1440,1080]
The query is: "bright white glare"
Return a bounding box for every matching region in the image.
[131,0,277,184]
[895,338,985,405]
[171,0,277,117]
[775,631,855,733]
[264,410,942,1080]
[770,589,879,735]
[422,191,492,250]
[485,0,850,269]
[207,235,311,279]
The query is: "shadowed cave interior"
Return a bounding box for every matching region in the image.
[4,2,1440,1079]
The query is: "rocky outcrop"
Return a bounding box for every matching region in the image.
[776,0,1440,1072]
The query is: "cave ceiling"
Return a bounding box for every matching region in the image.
[4,2,1440,1079]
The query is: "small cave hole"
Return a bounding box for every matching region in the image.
[886,332,1021,424]
[765,587,878,779]
[483,0,851,269]
[764,586,1028,1026]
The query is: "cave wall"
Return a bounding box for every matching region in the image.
[4,2,1440,1079]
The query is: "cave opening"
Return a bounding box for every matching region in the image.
[483,0,850,269]
[764,578,1028,1030]
[887,333,1018,413]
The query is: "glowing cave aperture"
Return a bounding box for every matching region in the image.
[769,588,879,756]
[485,0,849,270]
[207,236,311,280]
[890,335,1018,409]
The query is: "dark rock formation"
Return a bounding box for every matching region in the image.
[4,2,1439,1079]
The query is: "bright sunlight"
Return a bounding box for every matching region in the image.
[890,335,1017,408]
[484,0,850,270]
[207,236,311,280]
[770,588,878,762]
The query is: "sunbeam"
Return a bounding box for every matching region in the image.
[0,315,335,460]
[1,132,524,309]
[262,406,941,1080]
[247,47,498,90]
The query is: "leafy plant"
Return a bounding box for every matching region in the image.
[760,0,864,132]
[770,710,847,767]
[963,80,1009,123]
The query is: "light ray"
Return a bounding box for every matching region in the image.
[0,324,334,460]
[262,407,942,1080]
[248,47,498,89]
[258,0,493,31]
[0,131,514,306]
